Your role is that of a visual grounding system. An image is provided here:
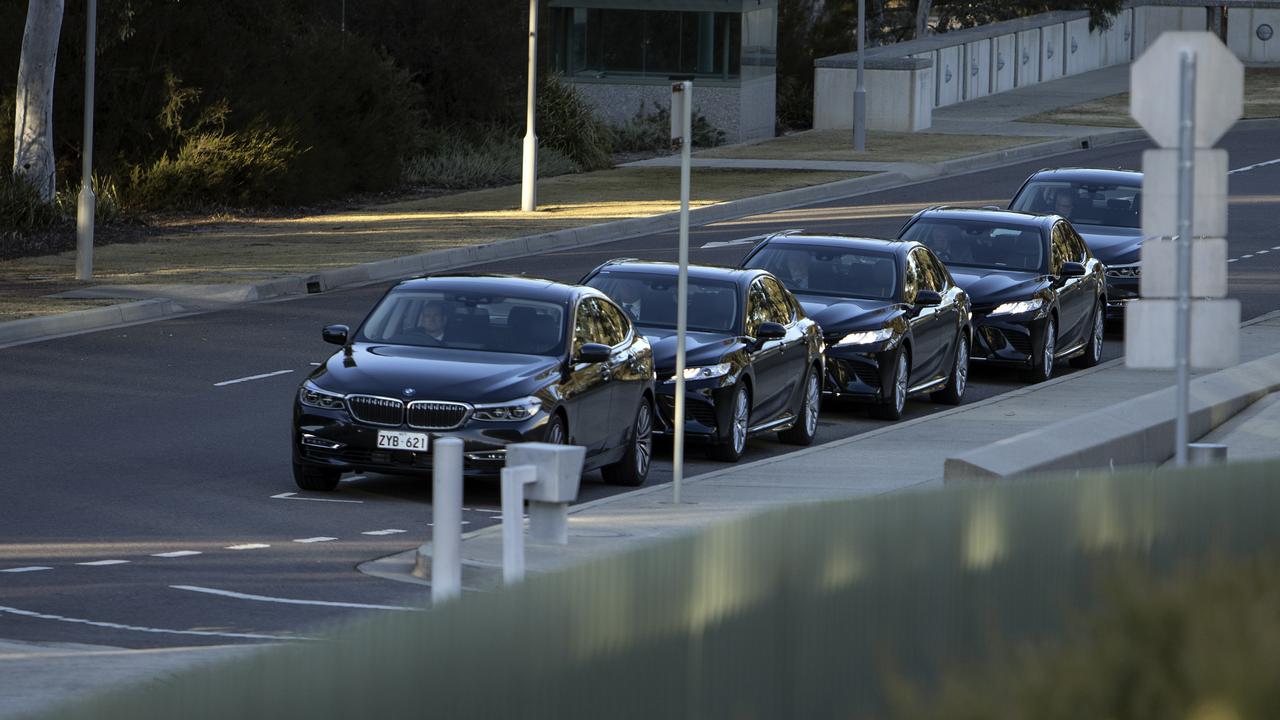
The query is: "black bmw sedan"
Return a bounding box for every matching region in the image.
[582,260,824,463]
[1008,168,1143,321]
[898,207,1106,383]
[741,234,972,420]
[292,275,656,490]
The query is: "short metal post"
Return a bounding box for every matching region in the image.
[520,0,539,212]
[1173,50,1197,467]
[501,465,536,584]
[431,437,463,603]
[1187,442,1228,466]
[673,81,693,505]
[75,0,97,281]
[853,0,866,152]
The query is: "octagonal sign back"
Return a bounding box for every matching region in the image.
[1130,32,1243,148]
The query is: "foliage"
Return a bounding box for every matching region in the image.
[535,74,614,172]
[932,0,1124,33]
[402,130,577,190]
[611,103,726,154]
[889,552,1280,719]
[0,171,62,235]
[127,127,299,210]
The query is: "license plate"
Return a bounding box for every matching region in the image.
[376,430,430,451]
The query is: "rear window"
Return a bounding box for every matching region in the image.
[901,219,1045,273]
[1010,180,1141,229]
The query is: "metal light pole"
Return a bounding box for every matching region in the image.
[1173,49,1197,467]
[671,81,692,504]
[75,0,97,281]
[853,0,866,152]
[521,0,539,212]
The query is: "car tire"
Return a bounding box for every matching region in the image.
[931,332,969,406]
[1023,315,1057,383]
[1070,301,1105,369]
[871,347,909,421]
[602,397,653,487]
[543,412,567,445]
[292,462,341,492]
[707,383,750,463]
[778,365,820,446]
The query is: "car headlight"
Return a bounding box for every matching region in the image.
[472,396,542,422]
[1105,263,1141,278]
[299,381,347,411]
[989,298,1044,317]
[669,363,732,383]
[834,327,894,347]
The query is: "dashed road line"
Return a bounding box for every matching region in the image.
[0,604,299,640]
[1,567,52,573]
[1242,254,1254,259]
[1257,250,1270,255]
[271,492,363,504]
[171,585,420,611]
[76,560,130,566]
[1228,157,1280,175]
[225,543,271,550]
[293,537,337,544]
[1229,258,1239,263]
[361,529,407,536]
[151,551,203,558]
[213,369,295,387]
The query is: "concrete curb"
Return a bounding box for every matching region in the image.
[1,126,1154,349]
[944,311,1280,480]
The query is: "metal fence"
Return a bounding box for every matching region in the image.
[49,459,1280,719]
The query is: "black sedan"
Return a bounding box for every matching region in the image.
[898,207,1106,383]
[582,260,824,463]
[1008,168,1143,321]
[741,234,972,420]
[292,274,656,490]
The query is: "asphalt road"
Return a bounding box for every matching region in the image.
[2,126,1277,650]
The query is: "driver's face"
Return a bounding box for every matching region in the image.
[421,306,446,333]
[1055,194,1074,215]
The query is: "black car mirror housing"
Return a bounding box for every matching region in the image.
[322,324,350,346]
[1060,261,1087,278]
[756,322,787,341]
[915,289,943,306]
[576,343,612,364]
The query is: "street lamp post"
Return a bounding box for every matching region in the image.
[521,0,539,212]
[853,0,866,152]
[76,0,96,280]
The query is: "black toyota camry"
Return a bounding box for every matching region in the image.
[1008,168,1143,321]
[292,275,656,490]
[898,207,1106,383]
[741,234,972,420]
[582,260,824,463]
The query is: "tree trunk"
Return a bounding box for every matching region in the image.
[914,0,932,39]
[13,0,65,202]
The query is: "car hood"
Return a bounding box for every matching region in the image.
[642,328,740,372]
[948,267,1049,307]
[794,294,902,335]
[1076,225,1144,265]
[309,344,559,402]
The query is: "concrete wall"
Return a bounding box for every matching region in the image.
[1065,17,1101,75]
[738,74,777,141]
[1133,5,1206,55]
[813,65,932,132]
[936,45,963,106]
[571,82,748,143]
[1227,8,1280,62]
[1015,28,1042,87]
[1040,23,1066,82]
[963,38,992,100]
[992,33,1017,93]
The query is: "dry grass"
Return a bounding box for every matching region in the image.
[1020,67,1280,127]
[0,296,126,321]
[695,130,1046,163]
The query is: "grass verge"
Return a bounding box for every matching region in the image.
[694,130,1047,163]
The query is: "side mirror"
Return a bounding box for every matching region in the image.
[1060,261,1087,278]
[915,289,943,306]
[575,343,612,364]
[322,324,349,346]
[756,322,787,341]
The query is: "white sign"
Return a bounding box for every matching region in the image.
[1124,299,1241,369]
[1139,238,1228,298]
[1141,149,1228,238]
[1130,32,1243,148]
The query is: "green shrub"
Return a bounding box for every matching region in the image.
[127,127,298,209]
[402,131,577,190]
[0,171,63,232]
[611,102,726,153]
[536,74,614,171]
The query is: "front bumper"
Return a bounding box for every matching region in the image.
[653,377,736,442]
[822,345,889,403]
[1104,274,1139,321]
[970,313,1040,366]
[293,404,550,477]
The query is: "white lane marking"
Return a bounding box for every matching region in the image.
[1,566,52,573]
[309,362,322,366]
[171,585,419,612]
[426,521,471,527]
[213,369,294,387]
[293,537,337,543]
[151,551,202,558]
[1242,254,1254,259]
[0,604,299,641]
[1272,246,1280,251]
[225,543,271,550]
[76,560,130,566]
[1229,258,1239,263]
[1257,250,1270,255]
[1229,157,1280,174]
[361,529,407,536]
[700,229,804,249]
[271,492,363,504]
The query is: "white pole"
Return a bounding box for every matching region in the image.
[75,0,96,281]
[673,81,692,505]
[1174,50,1197,467]
[520,0,539,212]
[500,465,536,584]
[853,0,866,152]
[431,437,464,603]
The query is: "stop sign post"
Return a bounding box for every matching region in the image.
[1125,32,1242,467]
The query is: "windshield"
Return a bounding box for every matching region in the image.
[1010,180,1141,229]
[356,290,566,356]
[586,272,740,333]
[744,244,898,300]
[901,219,1045,272]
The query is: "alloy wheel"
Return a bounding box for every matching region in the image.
[731,386,749,455]
[804,372,820,437]
[1091,307,1104,363]
[546,417,565,445]
[894,352,908,416]
[1043,318,1056,378]
[634,402,653,477]
[954,337,969,397]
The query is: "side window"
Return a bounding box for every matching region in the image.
[902,250,921,304]
[1068,226,1090,263]
[1050,223,1072,273]
[760,277,794,325]
[745,280,771,336]
[573,298,606,353]
[926,250,952,291]
[596,299,630,347]
[911,248,943,292]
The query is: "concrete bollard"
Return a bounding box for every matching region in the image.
[1187,442,1228,466]
[500,464,537,584]
[431,437,464,604]
[506,443,585,546]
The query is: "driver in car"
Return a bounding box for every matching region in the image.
[930,225,973,263]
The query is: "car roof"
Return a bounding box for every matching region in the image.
[755,233,912,257]
[1024,167,1143,185]
[589,260,761,286]
[912,206,1053,230]
[393,273,584,303]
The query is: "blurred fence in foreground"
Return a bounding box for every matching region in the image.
[50,460,1280,719]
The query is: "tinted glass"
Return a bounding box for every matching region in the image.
[597,300,631,346]
[745,280,769,336]
[586,271,740,333]
[573,297,623,351]
[901,218,1046,272]
[358,290,565,356]
[759,277,794,324]
[743,244,898,300]
[1051,223,1072,273]
[1010,180,1141,229]
[911,247,945,292]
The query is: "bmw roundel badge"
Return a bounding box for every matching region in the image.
[403,388,416,397]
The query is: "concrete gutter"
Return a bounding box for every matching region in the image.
[944,315,1280,480]
[0,127,1146,349]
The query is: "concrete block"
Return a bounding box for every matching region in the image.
[936,45,962,107]
[1040,24,1065,82]
[1015,28,1041,87]
[963,39,992,100]
[813,65,932,131]
[1124,298,1241,369]
[1139,237,1228,298]
[117,300,175,324]
[1065,17,1100,75]
[992,34,1016,93]
[1141,149,1229,238]
[1134,6,1206,55]
[1103,8,1134,65]
[1227,9,1280,62]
